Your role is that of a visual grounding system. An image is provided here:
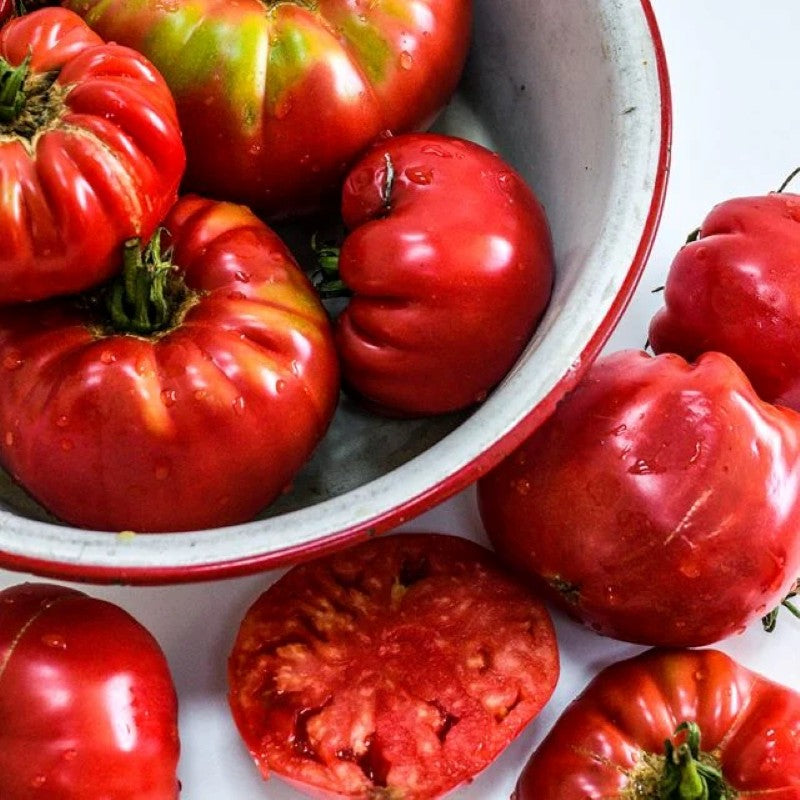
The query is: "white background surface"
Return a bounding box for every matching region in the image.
[2,1,800,797]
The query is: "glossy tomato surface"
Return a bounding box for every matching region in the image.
[0,9,185,303]
[0,195,339,533]
[650,193,800,411]
[334,133,554,416]
[0,582,180,799]
[228,533,559,799]
[65,0,471,218]
[515,648,800,798]
[478,349,800,647]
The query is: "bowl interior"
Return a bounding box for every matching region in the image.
[0,0,667,578]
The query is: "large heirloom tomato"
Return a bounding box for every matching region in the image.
[0,195,339,532]
[478,349,800,647]
[650,193,800,411]
[0,583,180,799]
[0,9,185,303]
[515,648,800,798]
[331,132,554,416]
[228,533,559,799]
[65,0,471,218]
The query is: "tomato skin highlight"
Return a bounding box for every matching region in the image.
[228,533,559,799]
[0,582,180,799]
[650,193,800,411]
[63,0,471,218]
[478,349,800,647]
[334,133,554,416]
[0,8,185,303]
[0,195,339,533]
[515,648,800,798]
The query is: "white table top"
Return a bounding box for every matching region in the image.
[2,1,799,797]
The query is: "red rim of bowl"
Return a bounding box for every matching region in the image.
[0,0,672,585]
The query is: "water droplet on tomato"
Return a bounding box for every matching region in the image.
[3,353,23,370]
[234,270,251,283]
[497,172,515,192]
[604,586,618,605]
[42,634,66,649]
[56,415,69,428]
[194,389,207,401]
[30,776,46,788]
[228,290,246,301]
[62,749,78,761]
[679,561,700,578]
[420,144,451,158]
[399,51,413,69]
[628,459,653,475]
[291,360,301,376]
[233,396,246,415]
[100,350,116,365]
[275,379,287,394]
[60,439,74,452]
[161,389,177,407]
[694,246,708,261]
[514,479,531,495]
[275,98,292,119]
[4,431,14,447]
[693,669,706,681]
[405,166,433,185]
[136,358,152,376]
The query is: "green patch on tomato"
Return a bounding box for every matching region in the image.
[338,15,391,84]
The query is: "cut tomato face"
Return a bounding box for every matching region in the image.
[228,533,559,799]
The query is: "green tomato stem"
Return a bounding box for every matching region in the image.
[762,578,800,633]
[105,232,188,336]
[659,723,732,800]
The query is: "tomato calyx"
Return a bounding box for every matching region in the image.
[311,232,351,299]
[0,54,29,123]
[0,53,63,138]
[626,722,733,800]
[102,231,198,336]
[762,577,800,632]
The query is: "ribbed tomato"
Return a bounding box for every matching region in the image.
[64,0,471,217]
[479,349,800,647]
[0,582,180,799]
[228,533,559,799]
[650,192,800,411]
[0,8,185,302]
[0,195,339,532]
[515,649,800,799]
[331,133,554,415]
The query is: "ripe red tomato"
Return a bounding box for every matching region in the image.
[0,582,180,799]
[228,533,559,799]
[650,193,800,411]
[0,8,185,303]
[0,195,339,533]
[515,648,800,798]
[63,0,471,218]
[478,349,800,647]
[330,132,554,416]
[0,1,11,25]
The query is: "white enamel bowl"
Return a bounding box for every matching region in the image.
[0,0,670,583]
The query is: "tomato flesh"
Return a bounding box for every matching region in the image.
[228,533,559,799]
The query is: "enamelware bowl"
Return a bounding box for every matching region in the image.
[0,0,670,583]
